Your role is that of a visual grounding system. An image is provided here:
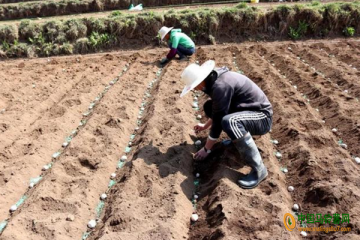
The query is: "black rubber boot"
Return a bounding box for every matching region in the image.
[234,132,268,189]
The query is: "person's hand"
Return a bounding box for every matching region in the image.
[160,58,169,64]
[194,147,210,160]
[194,123,206,133]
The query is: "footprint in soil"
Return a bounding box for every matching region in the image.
[132,137,248,199]
[48,105,66,118]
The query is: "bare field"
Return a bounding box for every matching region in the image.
[1,39,360,240]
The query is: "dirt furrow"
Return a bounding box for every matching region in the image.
[286,43,360,98]
[186,46,296,240]
[310,41,360,70]
[0,55,129,219]
[256,44,360,157]
[239,45,360,238]
[0,52,163,240]
[88,60,195,240]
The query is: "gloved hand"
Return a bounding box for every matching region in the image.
[194,147,210,160]
[194,123,206,134]
[160,58,169,65]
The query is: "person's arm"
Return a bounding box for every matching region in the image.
[194,119,212,133]
[204,119,212,129]
[194,84,233,160]
[208,83,233,142]
[166,48,177,60]
[166,33,180,60]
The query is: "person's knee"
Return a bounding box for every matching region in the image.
[221,115,232,133]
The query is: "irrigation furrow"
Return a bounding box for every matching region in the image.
[0,55,129,219]
[238,45,360,238]
[309,41,360,70]
[0,53,162,239]
[285,43,360,98]
[256,44,360,157]
[81,59,166,240]
[188,47,295,239]
[89,60,195,240]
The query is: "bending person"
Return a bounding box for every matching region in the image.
[158,26,195,65]
[179,60,273,189]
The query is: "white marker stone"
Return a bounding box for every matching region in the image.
[29,182,34,188]
[121,155,127,161]
[339,143,347,149]
[110,173,116,179]
[195,173,200,178]
[300,231,307,237]
[197,115,202,120]
[283,168,288,173]
[354,157,360,164]
[293,204,299,211]
[332,128,337,132]
[272,140,279,145]
[322,120,325,123]
[288,186,294,192]
[42,165,49,171]
[62,142,69,147]
[192,102,198,108]
[194,97,198,100]
[10,205,17,212]
[275,152,282,158]
[194,195,199,199]
[140,107,145,111]
[52,152,61,159]
[195,140,201,146]
[135,127,139,131]
[100,194,107,200]
[191,213,199,222]
[87,219,97,229]
[293,85,297,90]
[344,90,348,93]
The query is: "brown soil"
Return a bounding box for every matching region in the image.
[1,39,360,240]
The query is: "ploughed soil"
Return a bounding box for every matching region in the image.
[1,39,360,240]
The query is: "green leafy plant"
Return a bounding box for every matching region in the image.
[89,32,113,49]
[236,2,248,9]
[110,10,123,17]
[289,21,309,40]
[189,31,196,40]
[343,27,355,37]
[2,41,10,51]
[29,32,46,46]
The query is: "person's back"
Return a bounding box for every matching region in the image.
[158,26,196,65]
[169,29,195,49]
[211,69,273,117]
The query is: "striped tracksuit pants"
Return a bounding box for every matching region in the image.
[204,100,272,140]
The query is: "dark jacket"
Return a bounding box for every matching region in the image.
[204,67,273,139]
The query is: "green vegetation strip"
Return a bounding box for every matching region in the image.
[0,1,359,58]
[0,0,244,20]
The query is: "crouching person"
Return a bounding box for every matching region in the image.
[179,60,273,189]
[158,26,195,65]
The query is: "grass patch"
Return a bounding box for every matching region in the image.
[1,1,360,58]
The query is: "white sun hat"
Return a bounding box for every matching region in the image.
[159,26,174,40]
[180,60,215,98]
